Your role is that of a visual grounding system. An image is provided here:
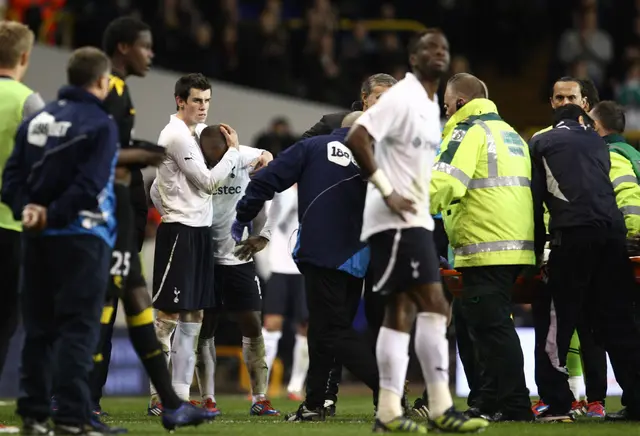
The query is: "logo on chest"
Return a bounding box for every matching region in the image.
[327,141,358,167]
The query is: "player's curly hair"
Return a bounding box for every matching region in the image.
[103,17,150,57]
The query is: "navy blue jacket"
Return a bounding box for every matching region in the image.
[1,86,118,247]
[530,120,626,254]
[236,127,369,277]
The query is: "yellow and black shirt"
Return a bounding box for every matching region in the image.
[103,71,148,251]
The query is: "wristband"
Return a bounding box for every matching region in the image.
[369,169,394,198]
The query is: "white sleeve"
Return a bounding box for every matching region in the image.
[354,91,405,142]
[164,132,240,194]
[258,191,285,241]
[239,145,264,168]
[251,205,268,236]
[149,179,165,215]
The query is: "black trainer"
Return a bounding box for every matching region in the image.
[284,403,327,422]
[22,418,53,436]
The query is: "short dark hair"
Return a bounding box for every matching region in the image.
[174,73,211,109]
[67,47,110,88]
[550,76,581,98]
[408,28,443,54]
[553,103,594,127]
[579,78,600,111]
[361,73,397,97]
[592,101,626,133]
[103,17,150,57]
[199,124,227,148]
[550,76,600,107]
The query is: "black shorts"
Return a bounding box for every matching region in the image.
[368,227,440,295]
[152,222,215,312]
[107,184,146,300]
[263,273,308,323]
[215,263,262,312]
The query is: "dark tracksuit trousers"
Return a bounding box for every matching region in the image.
[326,272,375,405]
[533,282,608,407]
[0,228,21,378]
[17,234,110,426]
[299,263,379,409]
[538,227,640,417]
[456,265,532,419]
[454,297,493,410]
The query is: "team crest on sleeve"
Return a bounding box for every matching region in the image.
[451,129,466,142]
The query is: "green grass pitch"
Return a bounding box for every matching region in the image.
[0,395,638,435]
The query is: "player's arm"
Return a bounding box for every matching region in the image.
[257,190,285,242]
[166,132,240,194]
[429,125,483,215]
[1,122,29,220]
[236,141,306,224]
[239,145,273,174]
[46,121,119,228]
[103,83,130,147]
[235,201,274,261]
[117,142,166,168]
[345,97,415,218]
[529,138,547,260]
[149,179,166,216]
[610,153,640,237]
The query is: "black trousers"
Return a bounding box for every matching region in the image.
[541,227,640,416]
[454,297,493,409]
[299,263,378,409]
[325,272,376,405]
[16,235,110,426]
[0,228,20,378]
[457,265,532,418]
[533,281,608,407]
[89,299,117,409]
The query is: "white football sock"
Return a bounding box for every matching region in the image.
[243,335,268,403]
[171,321,202,401]
[195,336,216,402]
[150,317,177,400]
[262,328,282,383]
[376,327,410,423]
[287,334,309,393]
[415,312,453,418]
[569,376,584,402]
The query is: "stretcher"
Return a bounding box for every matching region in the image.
[440,257,640,305]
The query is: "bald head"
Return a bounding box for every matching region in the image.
[447,73,488,100]
[443,73,489,118]
[342,111,364,128]
[199,124,228,166]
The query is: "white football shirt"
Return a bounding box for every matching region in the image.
[155,115,240,227]
[148,146,280,266]
[267,186,300,275]
[354,72,441,240]
[211,145,276,265]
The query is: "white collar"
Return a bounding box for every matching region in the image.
[405,72,437,103]
[169,114,196,136]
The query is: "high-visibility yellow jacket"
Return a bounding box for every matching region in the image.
[430,99,535,267]
[605,133,640,236]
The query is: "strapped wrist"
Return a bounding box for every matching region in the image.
[368,169,394,197]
